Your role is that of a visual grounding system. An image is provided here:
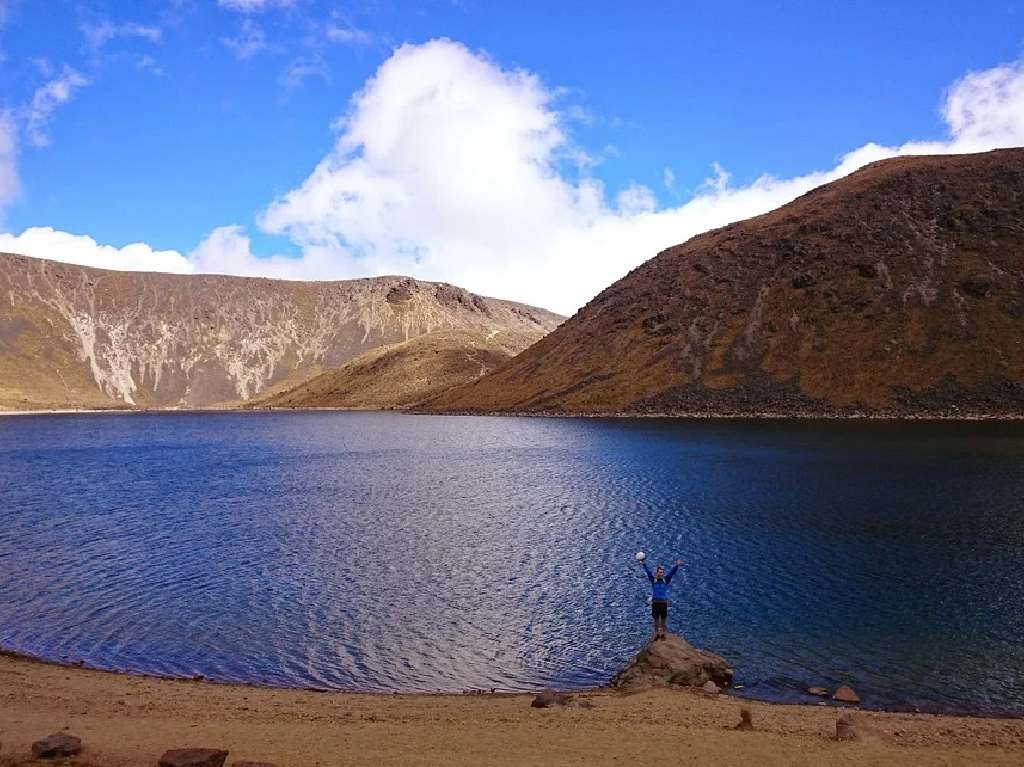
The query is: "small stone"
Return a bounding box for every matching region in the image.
[836,714,858,741]
[702,680,719,695]
[530,690,572,708]
[232,763,277,767]
[833,685,860,704]
[32,732,82,758]
[733,708,753,731]
[807,686,829,697]
[158,748,229,767]
[565,698,595,710]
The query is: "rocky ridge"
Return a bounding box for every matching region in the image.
[0,253,562,410]
[425,149,1024,417]
[256,328,546,410]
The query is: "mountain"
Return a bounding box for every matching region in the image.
[0,253,562,410]
[254,328,545,410]
[425,149,1024,417]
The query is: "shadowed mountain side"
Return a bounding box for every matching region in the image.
[0,254,562,410]
[253,329,547,410]
[424,149,1024,417]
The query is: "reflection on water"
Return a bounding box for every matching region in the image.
[1,412,1023,713]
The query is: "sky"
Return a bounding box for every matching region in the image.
[0,1,1023,315]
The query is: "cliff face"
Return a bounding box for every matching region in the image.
[0,254,562,410]
[426,149,1024,417]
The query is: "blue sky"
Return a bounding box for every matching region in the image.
[1,1,1022,313]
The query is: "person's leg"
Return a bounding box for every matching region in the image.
[653,602,667,639]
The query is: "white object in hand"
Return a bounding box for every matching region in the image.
[635,551,646,562]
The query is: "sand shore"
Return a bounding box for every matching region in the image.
[1,653,1022,766]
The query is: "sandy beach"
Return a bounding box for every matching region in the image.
[1,653,1022,767]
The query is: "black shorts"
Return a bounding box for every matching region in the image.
[651,600,668,619]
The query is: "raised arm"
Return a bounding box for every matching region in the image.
[665,559,683,583]
[641,561,654,584]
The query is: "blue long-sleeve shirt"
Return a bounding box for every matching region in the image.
[643,562,678,601]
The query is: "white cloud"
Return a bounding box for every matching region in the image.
[663,166,675,190]
[0,227,191,273]
[189,225,352,279]
[218,0,295,12]
[4,42,1024,316]
[136,55,166,77]
[255,42,1024,314]
[281,54,330,89]
[23,65,89,148]
[326,24,372,47]
[0,111,19,220]
[81,20,161,51]
[616,181,657,215]
[222,19,268,60]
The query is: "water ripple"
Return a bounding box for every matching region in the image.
[1,413,1024,713]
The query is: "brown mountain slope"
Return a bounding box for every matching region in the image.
[426,149,1024,417]
[255,328,546,409]
[0,254,562,410]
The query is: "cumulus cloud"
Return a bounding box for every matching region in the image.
[189,225,353,279]
[0,227,191,273]
[23,65,89,148]
[4,42,1024,315]
[255,42,1024,314]
[0,225,353,282]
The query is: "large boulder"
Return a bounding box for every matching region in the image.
[610,632,733,690]
[31,732,82,758]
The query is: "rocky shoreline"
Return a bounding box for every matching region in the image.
[3,404,1024,420]
[1,642,1023,767]
[1,633,1020,720]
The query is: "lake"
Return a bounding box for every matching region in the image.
[1,411,1023,715]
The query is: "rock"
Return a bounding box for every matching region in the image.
[702,680,720,695]
[610,632,733,691]
[807,686,829,697]
[733,708,753,731]
[31,732,82,758]
[836,714,858,741]
[530,690,572,708]
[158,748,229,767]
[960,274,994,298]
[833,685,860,704]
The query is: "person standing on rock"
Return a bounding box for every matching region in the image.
[639,557,684,640]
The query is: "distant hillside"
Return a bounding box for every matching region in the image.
[0,254,562,410]
[256,328,545,410]
[425,149,1024,417]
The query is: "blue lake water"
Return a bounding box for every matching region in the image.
[1,412,1023,715]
